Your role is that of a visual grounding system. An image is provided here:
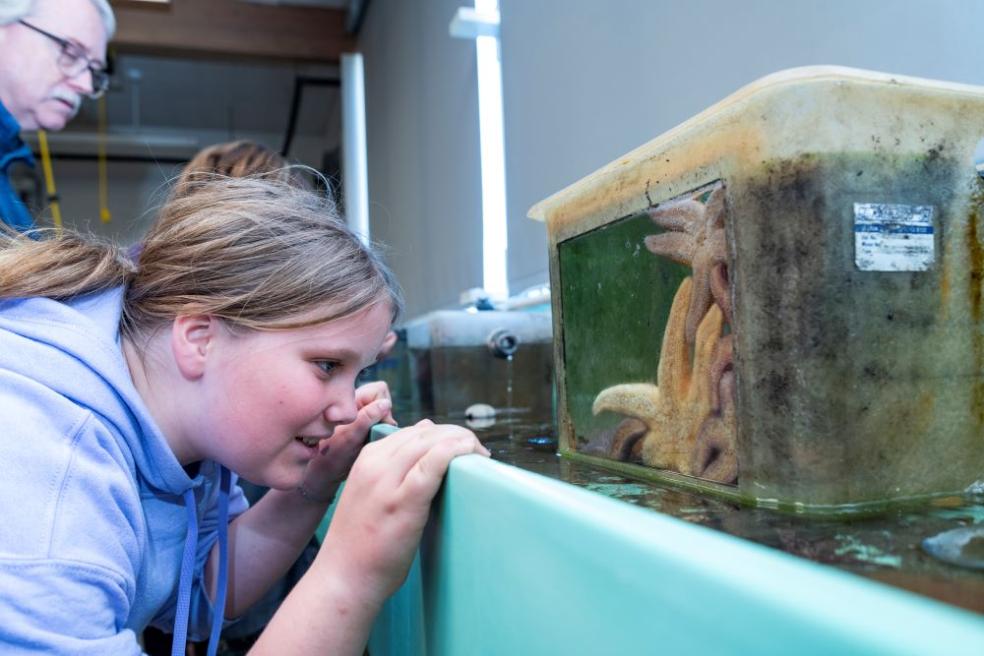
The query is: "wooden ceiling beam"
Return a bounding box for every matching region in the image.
[110,0,355,63]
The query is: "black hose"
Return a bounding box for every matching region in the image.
[280,76,340,157]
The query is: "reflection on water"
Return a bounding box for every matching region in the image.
[397,403,984,616]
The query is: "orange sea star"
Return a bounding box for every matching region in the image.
[691,336,738,484]
[592,277,724,475]
[644,184,728,345]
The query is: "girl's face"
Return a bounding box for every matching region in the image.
[193,301,393,489]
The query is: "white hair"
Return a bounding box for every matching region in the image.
[0,0,115,37]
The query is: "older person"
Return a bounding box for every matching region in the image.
[0,0,114,231]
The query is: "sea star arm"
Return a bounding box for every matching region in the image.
[592,382,661,421]
[691,369,738,483]
[646,197,705,232]
[644,232,693,265]
[709,261,732,325]
[702,186,727,229]
[657,277,694,402]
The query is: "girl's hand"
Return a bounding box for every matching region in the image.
[316,420,489,603]
[299,381,396,500]
[352,380,397,426]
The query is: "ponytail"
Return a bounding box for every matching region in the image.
[0,229,135,301]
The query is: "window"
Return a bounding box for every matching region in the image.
[452,1,508,301]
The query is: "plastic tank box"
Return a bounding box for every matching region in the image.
[529,66,984,513]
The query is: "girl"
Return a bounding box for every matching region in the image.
[0,177,487,655]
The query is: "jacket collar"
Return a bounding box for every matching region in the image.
[0,100,34,169]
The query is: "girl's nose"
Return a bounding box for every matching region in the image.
[324,391,358,426]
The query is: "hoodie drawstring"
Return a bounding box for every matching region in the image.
[207,467,231,655]
[171,466,231,656]
[171,488,199,656]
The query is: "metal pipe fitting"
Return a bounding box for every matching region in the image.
[487,328,519,359]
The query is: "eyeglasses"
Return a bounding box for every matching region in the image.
[18,20,110,99]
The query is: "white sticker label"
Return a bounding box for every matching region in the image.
[854,203,935,272]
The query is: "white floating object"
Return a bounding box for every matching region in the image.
[465,403,496,429]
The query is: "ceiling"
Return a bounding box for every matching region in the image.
[111,0,358,61]
[240,0,350,7]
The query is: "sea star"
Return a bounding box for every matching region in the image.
[708,333,734,411]
[609,417,647,463]
[691,336,738,483]
[580,416,647,463]
[592,277,724,475]
[709,261,732,326]
[644,184,728,345]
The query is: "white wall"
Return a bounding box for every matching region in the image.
[360,0,484,318]
[499,0,984,295]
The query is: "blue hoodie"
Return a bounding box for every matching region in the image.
[0,287,247,654]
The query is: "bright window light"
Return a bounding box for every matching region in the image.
[474,0,508,301]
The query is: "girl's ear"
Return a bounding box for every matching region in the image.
[171,314,216,380]
[379,330,398,359]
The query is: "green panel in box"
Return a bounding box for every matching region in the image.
[558,211,689,446]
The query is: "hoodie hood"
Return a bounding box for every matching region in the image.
[0,287,246,651]
[0,287,192,494]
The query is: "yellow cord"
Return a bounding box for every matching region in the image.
[36,130,62,231]
[98,95,111,223]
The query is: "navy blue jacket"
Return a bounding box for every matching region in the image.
[0,101,35,231]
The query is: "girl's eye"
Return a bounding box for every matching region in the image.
[314,360,339,376]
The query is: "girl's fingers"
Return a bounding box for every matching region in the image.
[355,417,429,451]
[356,421,485,485]
[323,419,488,600]
[352,398,392,435]
[326,398,392,451]
[355,381,391,408]
[390,425,487,485]
[362,397,392,425]
[384,423,472,467]
[398,433,490,498]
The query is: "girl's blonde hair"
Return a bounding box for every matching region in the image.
[0,177,403,340]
